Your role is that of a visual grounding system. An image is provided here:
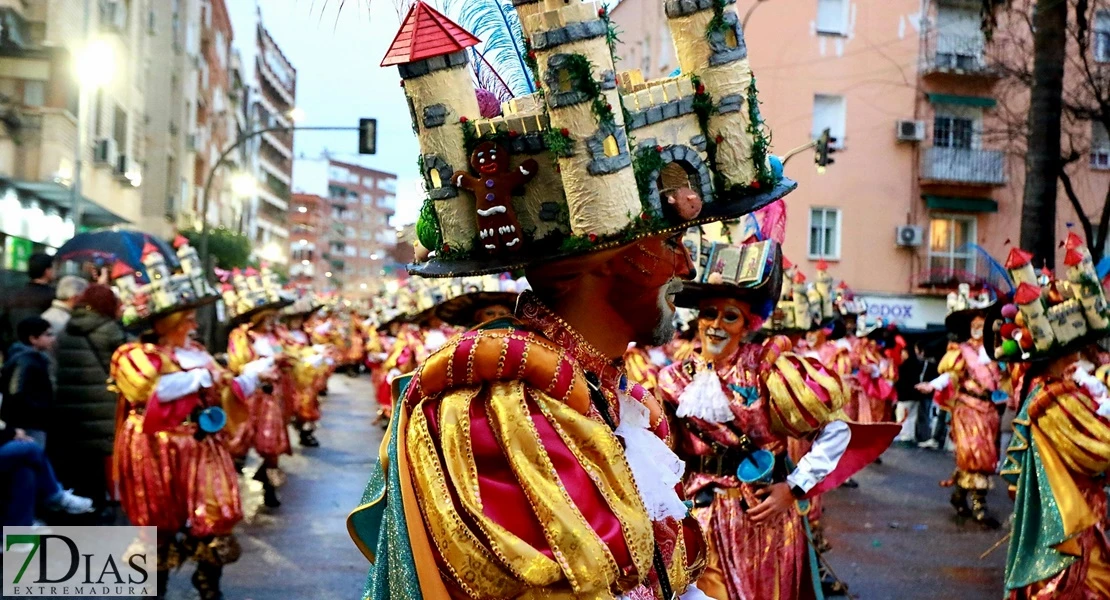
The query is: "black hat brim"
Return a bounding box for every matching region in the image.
[127,295,220,333]
[408,178,797,278]
[229,299,295,328]
[945,307,990,342]
[434,292,519,327]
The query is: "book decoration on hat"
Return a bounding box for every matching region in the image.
[674,230,782,331]
[384,0,795,277]
[112,239,218,329]
[990,234,1110,361]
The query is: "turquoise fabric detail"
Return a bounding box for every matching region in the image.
[802,512,826,600]
[1003,394,1077,593]
[729,384,759,405]
[351,374,423,600]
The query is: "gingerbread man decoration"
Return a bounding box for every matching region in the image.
[453,141,538,254]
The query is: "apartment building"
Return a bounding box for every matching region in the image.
[142,0,200,238]
[0,0,146,265]
[289,192,329,291]
[291,156,398,297]
[245,21,296,265]
[193,0,237,230]
[610,0,1110,328]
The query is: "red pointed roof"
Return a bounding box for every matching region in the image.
[816,259,828,271]
[1014,282,1042,305]
[793,272,806,284]
[782,256,794,270]
[141,242,161,258]
[1066,232,1085,251]
[381,2,481,67]
[1005,247,1034,269]
[111,261,133,280]
[1065,249,1084,267]
[173,234,189,249]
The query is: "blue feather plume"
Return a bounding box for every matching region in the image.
[450,0,535,97]
[959,243,1015,295]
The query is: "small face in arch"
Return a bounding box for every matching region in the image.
[471,142,509,176]
[697,297,750,362]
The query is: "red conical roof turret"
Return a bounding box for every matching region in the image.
[1005,247,1034,269]
[381,2,481,67]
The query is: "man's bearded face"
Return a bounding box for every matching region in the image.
[610,234,696,347]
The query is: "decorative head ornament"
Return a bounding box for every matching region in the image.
[113,239,217,329]
[990,234,1110,362]
[385,0,794,277]
[223,266,295,327]
[675,230,781,331]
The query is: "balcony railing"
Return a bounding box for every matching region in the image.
[920,146,1006,186]
[921,32,999,77]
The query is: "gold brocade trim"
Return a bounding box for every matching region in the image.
[1034,393,1110,475]
[408,394,521,599]
[439,386,563,586]
[953,470,991,491]
[528,387,655,588]
[1030,425,1099,548]
[486,381,619,594]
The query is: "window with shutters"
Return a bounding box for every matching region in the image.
[1091,121,1110,170]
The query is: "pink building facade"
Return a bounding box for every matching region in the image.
[611,0,1110,329]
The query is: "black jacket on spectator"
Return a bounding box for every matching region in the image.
[896,354,939,403]
[0,342,54,431]
[50,309,126,455]
[0,282,56,354]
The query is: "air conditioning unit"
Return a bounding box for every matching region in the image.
[896,120,925,142]
[93,137,118,166]
[115,154,132,179]
[896,225,925,247]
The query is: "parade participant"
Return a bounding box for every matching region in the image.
[224,270,295,508]
[278,298,330,448]
[109,244,263,599]
[991,234,1110,597]
[918,284,1006,527]
[349,0,805,594]
[658,237,898,599]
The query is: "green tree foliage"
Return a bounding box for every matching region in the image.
[179,228,252,269]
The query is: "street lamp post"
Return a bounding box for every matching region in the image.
[196,125,358,273]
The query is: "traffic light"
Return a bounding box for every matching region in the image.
[815,127,837,173]
[358,118,377,155]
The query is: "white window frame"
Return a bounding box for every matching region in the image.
[812,94,846,149]
[927,213,978,277]
[808,207,842,261]
[816,0,848,36]
[1092,121,1110,170]
[1096,11,1110,63]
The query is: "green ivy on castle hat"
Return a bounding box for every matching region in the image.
[383,0,795,277]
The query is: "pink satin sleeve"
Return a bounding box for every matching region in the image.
[423,390,635,570]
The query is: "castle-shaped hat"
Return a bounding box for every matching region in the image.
[386,0,795,277]
[112,239,218,330]
[988,234,1110,362]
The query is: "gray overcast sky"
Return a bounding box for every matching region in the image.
[227,0,424,225]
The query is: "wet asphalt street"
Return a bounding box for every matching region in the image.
[157,373,1009,600]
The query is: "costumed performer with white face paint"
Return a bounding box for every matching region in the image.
[657,237,899,600]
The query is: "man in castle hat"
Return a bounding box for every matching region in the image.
[349,0,801,596]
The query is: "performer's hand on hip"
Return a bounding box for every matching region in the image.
[748,482,795,522]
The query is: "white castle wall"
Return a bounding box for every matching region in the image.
[529,2,642,237]
[667,6,758,186]
[407,65,481,252]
